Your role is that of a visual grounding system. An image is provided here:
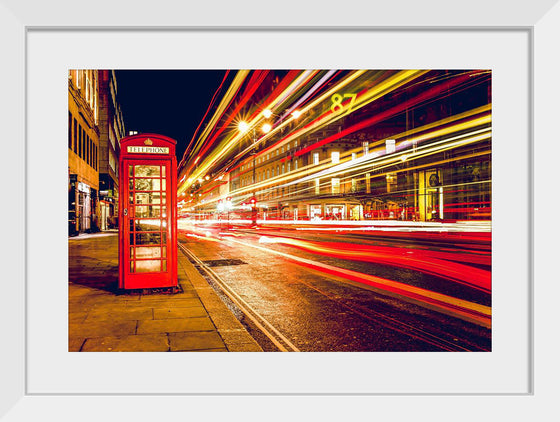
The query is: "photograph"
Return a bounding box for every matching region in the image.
[68,69,492,352]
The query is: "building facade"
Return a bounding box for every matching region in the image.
[68,69,100,235]
[97,70,126,230]
[182,70,491,224]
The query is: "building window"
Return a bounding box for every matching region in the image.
[366,173,371,194]
[281,164,285,174]
[331,151,340,164]
[352,152,357,160]
[287,162,291,172]
[315,179,320,195]
[363,141,369,155]
[313,152,320,165]
[267,169,270,179]
[87,135,91,166]
[295,160,298,170]
[73,119,78,152]
[331,178,340,194]
[351,178,357,192]
[68,112,72,149]
[78,125,82,158]
[276,165,279,176]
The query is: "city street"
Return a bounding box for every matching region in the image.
[178,220,491,351]
[68,69,493,352]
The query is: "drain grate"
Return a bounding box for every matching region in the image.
[202,259,247,267]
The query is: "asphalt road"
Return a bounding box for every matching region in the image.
[178,224,491,352]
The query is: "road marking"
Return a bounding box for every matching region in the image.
[227,238,492,328]
[178,242,300,352]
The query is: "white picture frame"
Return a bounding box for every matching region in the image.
[2,0,558,419]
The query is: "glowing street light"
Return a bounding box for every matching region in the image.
[291,109,301,119]
[262,122,272,133]
[263,109,273,118]
[238,121,250,133]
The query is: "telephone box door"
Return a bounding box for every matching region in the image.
[119,134,178,290]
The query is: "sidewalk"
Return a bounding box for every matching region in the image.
[68,232,262,352]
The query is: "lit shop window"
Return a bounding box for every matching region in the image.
[331,151,340,164]
[331,178,341,194]
[313,152,320,165]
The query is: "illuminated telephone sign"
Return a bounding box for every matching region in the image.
[118,134,178,290]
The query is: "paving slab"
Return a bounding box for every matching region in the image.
[153,306,208,320]
[84,308,153,322]
[81,333,169,352]
[68,320,137,338]
[137,317,215,334]
[69,337,86,352]
[169,331,226,351]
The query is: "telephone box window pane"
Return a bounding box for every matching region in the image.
[134,178,161,191]
[129,219,134,232]
[161,179,166,190]
[129,179,134,190]
[135,232,161,245]
[135,246,162,259]
[134,219,161,231]
[134,192,156,204]
[130,247,135,259]
[162,247,167,258]
[162,260,167,272]
[162,166,166,177]
[129,165,133,176]
[134,165,160,177]
[135,260,161,273]
[130,233,134,245]
[130,261,135,273]
[135,206,161,218]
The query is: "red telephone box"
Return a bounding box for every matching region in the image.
[118,133,178,290]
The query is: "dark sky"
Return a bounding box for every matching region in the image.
[115,70,227,161]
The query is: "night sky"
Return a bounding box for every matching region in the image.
[115,70,227,161]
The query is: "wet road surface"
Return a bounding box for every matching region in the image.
[178,225,491,352]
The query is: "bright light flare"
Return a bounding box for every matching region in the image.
[238,121,250,133]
